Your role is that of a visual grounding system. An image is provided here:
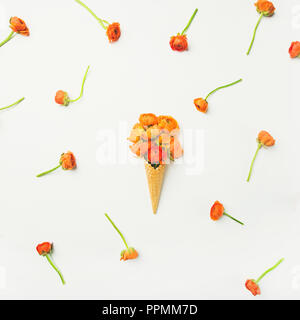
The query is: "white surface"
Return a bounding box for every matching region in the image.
[0,0,298,300]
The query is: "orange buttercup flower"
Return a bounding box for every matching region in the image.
[120,247,139,261]
[55,90,70,106]
[157,116,179,133]
[105,213,139,262]
[170,137,183,160]
[106,23,121,42]
[128,123,145,143]
[194,79,242,114]
[36,242,52,256]
[245,259,284,297]
[289,41,300,58]
[170,34,188,52]
[60,151,77,170]
[139,113,158,127]
[170,9,198,52]
[210,201,244,225]
[194,98,208,113]
[75,0,121,43]
[247,130,275,181]
[257,130,275,147]
[245,280,261,296]
[55,66,90,107]
[36,242,65,285]
[36,151,77,177]
[210,201,224,221]
[9,17,30,36]
[247,1,275,55]
[255,1,275,17]
[0,17,30,48]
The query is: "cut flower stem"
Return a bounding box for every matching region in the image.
[105,213,129,249]
[181,8,198,35]
[247,13,263,55]
[75,0,107,29]
[255,258,284,284]
[224,212,244,225]
[205,79,242,100]
[0,97,24,111]
[247,142,262,182]
[45,254,65,285]
[69,65,90,103]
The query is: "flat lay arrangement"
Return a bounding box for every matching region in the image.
[0,0,296,300]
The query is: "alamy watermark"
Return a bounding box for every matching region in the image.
[96,121,205,175]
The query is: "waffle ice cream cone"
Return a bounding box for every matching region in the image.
[144,162,166,214]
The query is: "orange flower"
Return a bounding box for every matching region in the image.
[36,242,52,256]
[128,123,145,143]
[245,259,284,296]
[106,22,121,42]
[210,201,224,221]
[170,136,183,159]
[120,247,139,261]
[37,151,77,177]
[257,130,275,147]
[169,34,188,52]
[36,241,65,285]
[157,116,179,133]
[55,90,70,106]
[245,280,261,296]
[9,17,29,36]
[60,152,77,170]
[210,201,244,225]
[247,130,275,182]
[255,1,275,17]
[194,98,208,113]
[289,41,300,58]
[139,113,158,127]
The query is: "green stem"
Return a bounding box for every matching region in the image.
[0,97,25,111]
[181,8,198,35]
[256,258,284,284]
[69,65,90,103]
[205,79,242,100]
[0,31,15,48]
[247,142,262,182]
[247,13,263,55]
[36,164,61,178]
[105,213,129,249]
[223,212,244,226]
[75,0,107,30]
[45,254,65,285]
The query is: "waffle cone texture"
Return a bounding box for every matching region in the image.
[144,162,166,214]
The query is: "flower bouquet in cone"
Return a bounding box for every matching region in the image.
[128,113,183,214]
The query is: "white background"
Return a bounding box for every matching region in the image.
[0,0,298,300]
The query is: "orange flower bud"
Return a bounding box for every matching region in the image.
[106,22,121,42]
[255,1,275,17]
[9,17,29,36]
[169,34,188,52]
[210,201,224,221]
[194,98,208,113]
[289,41,300,58]
[120,247,139,261]
[257,130,275,147]
[128,123,145,143]
[55,90,70,106]
[60,152,77,170]
[36,242,52,256]
[245,280,261,296]
[139,113,158,127]
[170,137,183,160]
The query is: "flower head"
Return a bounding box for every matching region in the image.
[245,279,261,296]
[120,247,139,261]
[194,98,208,113]
[36,242,52,256]
[210,201,224,221]
[55,90,70,106]
[60,152,76,170]
[289,41,300,58]
[157,116,179,133]
[257,130,275,147]
[9,17,29,36]
[106,22,121,42]
[139,113,158,127]
[170,34,188,52]
[255,1,275,17]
